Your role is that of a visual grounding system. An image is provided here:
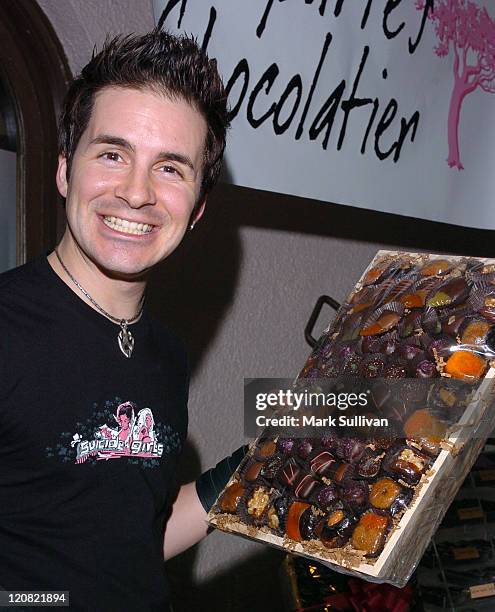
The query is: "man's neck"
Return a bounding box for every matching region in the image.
[47,237,146,322]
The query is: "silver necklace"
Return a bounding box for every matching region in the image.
[55,249,144,359]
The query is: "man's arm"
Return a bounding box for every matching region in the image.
[163,482,208,561]
[163,445,248,561]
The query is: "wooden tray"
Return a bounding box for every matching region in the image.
[208,251,495,587]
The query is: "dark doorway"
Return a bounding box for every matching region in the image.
[0,0,71,270]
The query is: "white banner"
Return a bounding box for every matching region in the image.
[153,1,495,229]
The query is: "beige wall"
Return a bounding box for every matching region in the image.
[35,2,493,609]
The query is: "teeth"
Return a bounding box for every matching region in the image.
[103,216,153,235]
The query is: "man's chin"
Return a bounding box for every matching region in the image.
[93,258,154,282]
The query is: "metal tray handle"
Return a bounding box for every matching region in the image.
[304,295,341,348]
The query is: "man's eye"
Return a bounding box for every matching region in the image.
[100,152,122,162]
[160,165,181,176]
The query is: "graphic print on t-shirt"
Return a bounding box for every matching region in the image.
[46,398,182,468]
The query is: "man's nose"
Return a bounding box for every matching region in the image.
[115,165,157,208]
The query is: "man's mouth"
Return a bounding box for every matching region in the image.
[102,215,155,235]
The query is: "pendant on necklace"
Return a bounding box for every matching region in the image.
[118,321,134,358]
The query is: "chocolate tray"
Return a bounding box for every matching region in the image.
[207,251,495,587]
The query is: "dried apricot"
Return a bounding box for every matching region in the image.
[219,482,245,513]
[445,351,487,381]
[369,478,401,509]
[286,501,310,542]
[351,512,389,556]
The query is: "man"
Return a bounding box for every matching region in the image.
[0,29,244,611]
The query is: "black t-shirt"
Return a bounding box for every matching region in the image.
[0,255,189,611]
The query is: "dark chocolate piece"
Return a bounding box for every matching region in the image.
[317,484,339,509]
[357,449,383,478]
[360,354,386,378]
[294,474,319,499]
[336,437,366,463]
[385,447,429,484]
[267,496,290,534]
[341,480,369,509]
[260,455,283,479]
[277,437,295,456]
[244,461,263,483]
[297,439,313,460]
[320,501,356,548]
[427,277,469,308]
[299,506,324,540]
[279,458,300,488]
[310,451,336,477]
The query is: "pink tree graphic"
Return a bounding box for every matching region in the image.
[417,0,495,169]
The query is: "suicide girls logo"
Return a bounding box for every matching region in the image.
[46,399,182,469]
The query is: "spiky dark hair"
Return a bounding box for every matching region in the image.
[58,28,229,206]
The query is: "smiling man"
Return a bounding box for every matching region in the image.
[0,30,242,612]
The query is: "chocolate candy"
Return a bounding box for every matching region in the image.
[244,461,263,483]
[385,447,429,484]
[279,458,300,488]
[300,506,325,540]
[427,278,469,308]
[360,354,386,378]
[294,474,319,499]
[219,482,245,513]
[404,409,446,450]
[369,478,401,510]
[336,437,366,463]
[445,351,487,382]
[277,437,295,455]
[320,502,356,548]
[333,462,355,483]
[380,338,399,355]
[383,360,408,379]
[310,451,336,477]
[360,311,402,336]
[357,449,383,478]
[480,294,495,322]
[267,496,290,534]
[320,431,339,451]
[390,489,413,516]
[256,439,277,459]
[246,487,271,521]
[342,354,363,376]
[317,484,339,509]
[363,265,388,285]
[413,358,437,379]
[341,480,369,509]
[321,357,341,378]
[400,311,422,337]
[399,291,427,308]
[286,501,311,541]
[297,439,313,460]
[441,312,466,336]
[461,319,492,346]
[351,512,390,557]
[361,335,383,353]
[420,259,452,277]
[260,455,283,479]
[398,343,423,361]
[427,335,452,360]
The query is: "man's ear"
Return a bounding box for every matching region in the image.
[56,154,68,198]
[191,198,207,226]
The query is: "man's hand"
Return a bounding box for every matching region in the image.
[163,445,248,560]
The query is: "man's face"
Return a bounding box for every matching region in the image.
[56,86,207,277]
